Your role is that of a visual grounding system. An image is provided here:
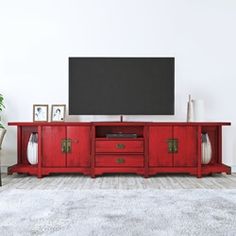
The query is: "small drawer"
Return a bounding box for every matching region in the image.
[96,140,144,153]
[96,155,144,167]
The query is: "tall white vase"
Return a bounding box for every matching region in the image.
[187,95,194,122]
[192,99,205,122]
[27,133,38,165]
[201,133,212,164]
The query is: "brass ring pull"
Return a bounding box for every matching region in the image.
[116,158,125,164]
[61,139,67,153]
[67,139,72,153]
[116,143,125,149]
[61,138,72,153]
[167,139,178,153]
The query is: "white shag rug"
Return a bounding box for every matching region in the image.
[0,189,236,236]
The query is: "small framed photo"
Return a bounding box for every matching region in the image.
[51,104,66,122]
[33,104,48,122]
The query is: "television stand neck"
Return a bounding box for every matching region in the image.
[120,115,124,122]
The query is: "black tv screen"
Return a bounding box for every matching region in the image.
[69,57,175,115]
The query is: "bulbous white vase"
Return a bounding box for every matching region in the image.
[201,133,212,164]
[27,133,38,165]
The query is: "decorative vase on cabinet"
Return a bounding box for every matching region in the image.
[187,95,194,122]
[201,133,212,164]
[27,132,38,165]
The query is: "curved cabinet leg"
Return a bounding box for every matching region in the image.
[197,172,202,178]
[7,167,13,175]
[37,174,43,178]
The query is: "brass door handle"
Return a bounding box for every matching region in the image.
[116,158,125,164]
[173,139,178,153]
[67,139,72,153]
[167,139,178,153]
[116,143,125,149]
[61,138,72,153]
[61,139,67,153]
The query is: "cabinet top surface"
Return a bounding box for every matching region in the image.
[8,121,231,127]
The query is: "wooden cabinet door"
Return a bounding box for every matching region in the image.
[149,126,173,167]
[42,126,66,167]
[173,126,197,167]
[66,126,91,167]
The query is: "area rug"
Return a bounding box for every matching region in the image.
[0,189,236,236]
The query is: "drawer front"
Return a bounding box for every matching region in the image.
[96,140,144,153]
[96,155,144,167]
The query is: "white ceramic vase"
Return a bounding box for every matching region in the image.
[27,133,38,165]
[201,133,212,164]
[192,99,205,122]
[187,95,194,122]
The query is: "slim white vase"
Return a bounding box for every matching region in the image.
[201,133,212,164]
[187,95,194,122]
[27,133,38,165]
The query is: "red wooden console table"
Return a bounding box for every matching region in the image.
[8,122,231,178]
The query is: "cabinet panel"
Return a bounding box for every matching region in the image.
[173,126,197,167]
[42,126,66,167]
[149,126,173,167]
[67,126,91,167]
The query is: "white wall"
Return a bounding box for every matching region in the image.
[1,0,236,169]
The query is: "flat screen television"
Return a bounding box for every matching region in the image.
[69,57,175,115]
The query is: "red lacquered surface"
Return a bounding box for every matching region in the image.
[173,126,197,167]
[149,126,173,167]
[67,126,91,167]
[42,126,66,167]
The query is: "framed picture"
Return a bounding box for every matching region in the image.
[51,104,66,122]
[33,104,48,122]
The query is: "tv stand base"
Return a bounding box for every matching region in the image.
[7,121,231,179]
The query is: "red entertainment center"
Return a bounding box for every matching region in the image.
[8,121,231,178]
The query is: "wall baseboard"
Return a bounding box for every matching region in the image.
[231,166,236,173]
[1,165,8,173]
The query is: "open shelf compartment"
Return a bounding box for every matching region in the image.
[95,125,144,139]
[201,125,219,166]
[15,126,39,169]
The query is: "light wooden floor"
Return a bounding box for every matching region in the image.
[1,173,236,190]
